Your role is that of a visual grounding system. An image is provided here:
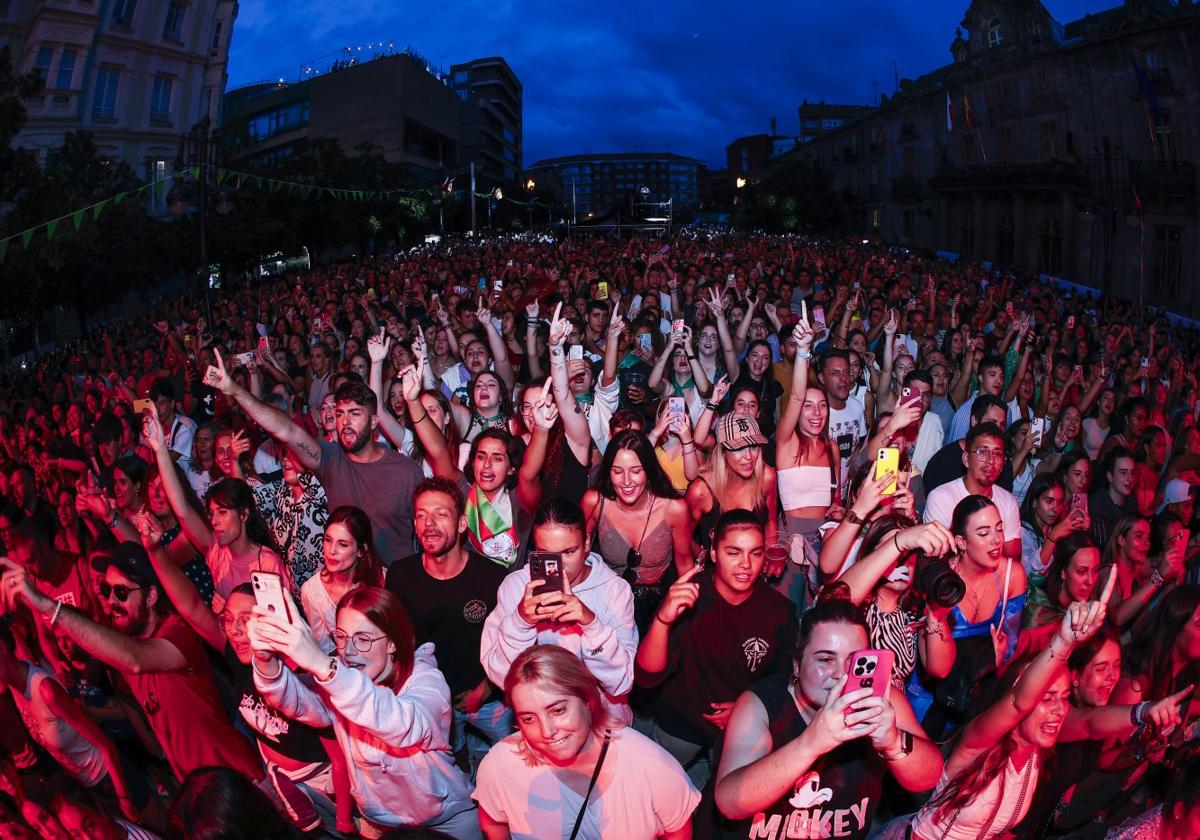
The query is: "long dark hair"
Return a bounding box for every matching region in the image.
[1019,473,1064,534]
[594,430,680,501]
[531,496,587,539]
[1124,584,1200,697]
[337,585,415,693]
[1043,531,1097,606]
[322,506,384,587]
[464,428,524,490]
[205,478,281,556]
[950,494,998,537]
[408,389,461,468]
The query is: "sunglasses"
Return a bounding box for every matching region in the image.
[622,548,642,584]
[99,582,146,602]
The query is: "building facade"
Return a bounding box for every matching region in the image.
[527,152,702,217]
[1,0,236,200]
[221,52,463,181]
[450,57,522,185]
[798,101,875,144]
[795,0,1198,314]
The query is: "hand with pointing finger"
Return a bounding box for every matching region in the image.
[366,327,390,364]
[655,564,703,625]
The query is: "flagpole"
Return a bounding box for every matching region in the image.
[470,162,477,236]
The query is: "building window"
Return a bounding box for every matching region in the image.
[1039,216,1063,275]
[111,0,136,26]
[1039,121,1058,161]
[33,46,53,82]
[1151,226,1182,297]
[163,1,185,41]
[92,67,118,120]
[1153,111,1175,162]
[822,118,842,130]
[987,19,1004,48]
[997,127,1014,164]
[871,208,881,231]
[210,20,222,54]
[202,86,213,118]
[1144,48,1169,80]
[150,74,172,123]
[740,149,749,172]
[56,49,77,89]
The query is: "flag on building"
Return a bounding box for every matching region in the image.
[946,90,955,133]
[440,177,455,193]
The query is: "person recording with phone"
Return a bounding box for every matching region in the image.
[714,589,942,839]
[634,510,797,782]
[1018,473,1089,585]
[480,498,638,725]
[248,584,479,838]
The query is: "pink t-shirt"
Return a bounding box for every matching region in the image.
[206,543,287,610]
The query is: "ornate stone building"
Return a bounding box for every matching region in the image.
[796,0,1198,315]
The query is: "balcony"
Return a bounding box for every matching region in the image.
[929,161,1088,193]
[1130,159,1196,201]
[891,175,923,202]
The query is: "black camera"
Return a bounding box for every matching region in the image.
[914,557,966,608]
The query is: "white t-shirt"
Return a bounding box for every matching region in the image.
[473,726,700,840]
[923,477,1021,544]
[828,396,867,496]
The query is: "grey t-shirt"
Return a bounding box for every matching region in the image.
[317,440,422,564]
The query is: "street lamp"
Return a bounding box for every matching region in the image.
[736,176,748,189]
[524,179,536,232]
[167,115,232,324]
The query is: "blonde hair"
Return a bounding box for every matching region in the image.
[701,440,765,507]
[505,645,611,767]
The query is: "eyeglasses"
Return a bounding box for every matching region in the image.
[333,631,388,654]
[220,613,250,636]
[99,583,146,602]
[970,447,1006,464]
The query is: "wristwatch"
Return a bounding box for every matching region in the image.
[845,509,865,526]
[316,657,339,683]
[881,729,914,761]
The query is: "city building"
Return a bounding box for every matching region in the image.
[792,0,1199,314]
[798,101,875,144]
[222,51,461,181]
[1,0,236,203]
[527,152,703,218]
[727,132,801,176]
[450,57,522,184]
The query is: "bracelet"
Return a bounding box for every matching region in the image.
[706,402,720,411]
[410,411,429,425]
[1133,700,1150,727]
[686,354,697,361]
[681,443,695,450]
[1047,637,1072,662]
[796,349,813,360]
[1150,569,1166,588]
[893,532,902,552]
[50,601,64,625]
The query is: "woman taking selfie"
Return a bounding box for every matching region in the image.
[249,585,478,839]
[474,645,699,840]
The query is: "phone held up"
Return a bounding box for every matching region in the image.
[252,571,293,624]
[528,551,564,598]
[845,649,895,700]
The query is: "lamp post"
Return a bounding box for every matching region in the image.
[524,178,535,232]
[167,116,233,325]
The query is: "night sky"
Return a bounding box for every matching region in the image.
[227,0,1117,169]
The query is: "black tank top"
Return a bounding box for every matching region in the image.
[722,673,884,840]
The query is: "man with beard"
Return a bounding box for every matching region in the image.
[386,478,509,769]
[208,351,422,562]
[818,348,866,498]
[923,422,1022,561]
[1,543,262,783]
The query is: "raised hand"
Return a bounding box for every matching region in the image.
[525,302,539,321]
[655,564,702,625]
[1057,565,1117,645]
[366,327,390,364]
[206,350,236,395]
[709,373,731,405]
[397,365,422,402]
[546,570,596,626]
[142,410,167,455]
[546,302,568,348]
[411,325,428,368]
[895,522,955,556]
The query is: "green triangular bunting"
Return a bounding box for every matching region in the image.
[45,220,58,241]
[72,210,85,231]
[21,229,35,248]
[216,169,228,185]
[93,201,107,220]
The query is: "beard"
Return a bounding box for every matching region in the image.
[339,425,371,454]
[109,604,150,637]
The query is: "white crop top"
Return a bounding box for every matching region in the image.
[777,464,834,510]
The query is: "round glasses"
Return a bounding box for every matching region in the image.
[333,630,388,654]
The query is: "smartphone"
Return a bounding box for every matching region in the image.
[234,352,255,367]
[1072,364,1083,381]
[812,306,826,326]
[493,279,503,292]
[667,396,685,418]
[1066,315,1076,330]
[1141,356,1150,369]
[528,551,564,598]
[367,288,377,300]
[1005,301,1014,317]
[183,334,193,346]
[638,333,653,352]
[845,649,895,699]
[251,571,292,624]
[726,273,737,289]
[875,447,900,495]
[132,398,155,416]
[671,319,685,340]
[258,336,271,352]
[478,277,487,290]
[1070,492,1087,515]
[1030,417,1046,445]
[568,344,584,361]
[898,387,920,425]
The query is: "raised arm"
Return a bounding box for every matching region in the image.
[476,298,516,391]
[545,304,594,460]
[776,315,815,451]
[837,523,953,604]
[524,302,545,380]
[143,411,215,555]
[138,515,225,651]
[210,350,322,470]
[401,363,461,482]
[707,287,741,379]
[367,328,406,450]
[733,294,760,355]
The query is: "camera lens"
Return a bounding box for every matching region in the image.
[914,557,966,608]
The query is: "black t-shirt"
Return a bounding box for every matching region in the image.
[717,672,885,840]
[386,549,507,695]
[922,440,1014,494]
[638,576,797,747]
[225,646,328,764]
[190,378,217,423]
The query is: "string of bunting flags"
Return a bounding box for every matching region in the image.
[0,165,551,264]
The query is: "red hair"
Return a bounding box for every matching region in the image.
[336,586,414,692]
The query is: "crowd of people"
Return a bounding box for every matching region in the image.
[0,231,1198,840]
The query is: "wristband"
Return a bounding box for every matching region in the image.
[1133,700,1150,727]
[893,532,903,553]
[50,601,64,626]
[706,402,720,411]
[410,411,429,426]
[797,349,813,360]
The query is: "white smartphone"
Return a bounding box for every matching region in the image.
[568,345,584,361]
[251,571,292,624]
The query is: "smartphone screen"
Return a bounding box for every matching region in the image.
[528,551,564,597]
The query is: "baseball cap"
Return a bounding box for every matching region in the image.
[717,412,768,451]
[102,542,161,589]
[1158,479,1194,513]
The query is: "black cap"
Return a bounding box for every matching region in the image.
[105,542,161,589]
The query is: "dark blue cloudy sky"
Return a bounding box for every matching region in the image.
[226,0,1117,169]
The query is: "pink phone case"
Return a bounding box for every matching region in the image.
[846,649,895,700]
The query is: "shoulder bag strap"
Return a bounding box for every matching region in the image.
[568,730,612,840]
